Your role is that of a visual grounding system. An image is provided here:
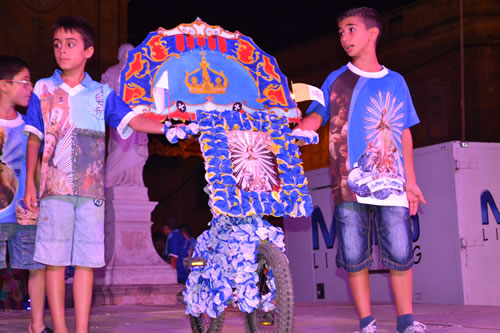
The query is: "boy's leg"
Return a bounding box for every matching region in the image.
[375,206,417,332]
[390,268,413,316]
[6,224,51,332]
[375,205,414,313]
[46,265,68,333]
[348,268,372,319]
[335,202,374,327]
[73,266,93,333]
[33,197,79,333]
[71,197,105,333]
[28,268,47,333]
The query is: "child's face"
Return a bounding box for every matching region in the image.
[53,28,94,74]
[338,16,375,59]
[6,67,33,108]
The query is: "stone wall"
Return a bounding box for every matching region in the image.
[274,0,500,170]
[0,0,128,82]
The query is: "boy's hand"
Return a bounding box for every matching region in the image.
[406,183,426,216]
[295,139,307,147]
[170,256,178,268]
[24,183,38,212]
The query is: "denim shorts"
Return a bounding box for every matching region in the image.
[335,201,414,272]
[0,223,44,270]
[34,196,105,268]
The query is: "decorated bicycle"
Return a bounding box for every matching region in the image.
[120,19,318,332]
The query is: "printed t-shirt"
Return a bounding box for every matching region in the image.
[0,114,27,223]
[307,62,420,207]
[24,70,138,200]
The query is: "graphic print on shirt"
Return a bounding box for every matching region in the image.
[37,82,107,200]
[92,87,105,120]
[72,128,105,198]
[0,115,28,223]
[329,70,358,205]
[0,126,20,211]
[347,91,406,201]
[40,85,72,198]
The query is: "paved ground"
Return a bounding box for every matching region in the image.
[1,301,500,332]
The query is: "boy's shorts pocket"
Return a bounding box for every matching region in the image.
[0,231,9,269]
[19,230,37,266]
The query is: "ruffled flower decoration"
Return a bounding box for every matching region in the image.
[163,120,172,134]
[164,122,200,143]
[184,122,200,135]
[166,126,186,143]
[183,215,285,318]
[197,109,314,218]
[291,128,319,145]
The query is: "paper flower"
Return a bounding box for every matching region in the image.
[184,122,200,135]
[196,109,313,218]
[166,126,187,143]
[184,215,285,318]
[291,128,319,144]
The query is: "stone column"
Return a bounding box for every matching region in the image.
[93,185,180,306]
[92,44,181,306]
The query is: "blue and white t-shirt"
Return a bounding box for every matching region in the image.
[0,114,27,223]
[24,70,138,200]
[307,63,420,208]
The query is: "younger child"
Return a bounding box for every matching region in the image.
[0,55,52,333]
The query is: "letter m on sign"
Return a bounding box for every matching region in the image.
[480,190,500,225]
[311,206,336,250]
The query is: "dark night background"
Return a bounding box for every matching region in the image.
[1,0,497,244]
[126,0,499,238]
[128,0,419,53]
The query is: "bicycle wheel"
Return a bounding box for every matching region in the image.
[189,312,225,333]
[244,242,294,333]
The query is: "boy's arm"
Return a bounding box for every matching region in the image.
[170,256,178,268]
[167,234,179,267]
[25,133,42,211]
[402,128,426,216]
[127,115,164,134]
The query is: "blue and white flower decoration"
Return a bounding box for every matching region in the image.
[183,215,284,317]
[197,109,314,218]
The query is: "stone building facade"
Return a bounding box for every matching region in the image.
[1,0,498,193]
[0,0,128,83]
[275,0,500,170]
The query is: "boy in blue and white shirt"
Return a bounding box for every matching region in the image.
[24,16,166,333]
[298,7,426,333]
[0,55,52,333]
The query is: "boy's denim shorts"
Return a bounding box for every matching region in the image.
[335,201,414,272]
[34,196,105,268]
[0,222,44,270]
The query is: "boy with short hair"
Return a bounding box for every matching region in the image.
[0,55,52,333]
[299,7,426,333]
[23,16,165,333]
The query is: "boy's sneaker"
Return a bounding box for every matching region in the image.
[360,320,378,333]
[400,321,426,333]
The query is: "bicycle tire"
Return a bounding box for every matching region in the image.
[244,242,294,333]
[189,312,225,333]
